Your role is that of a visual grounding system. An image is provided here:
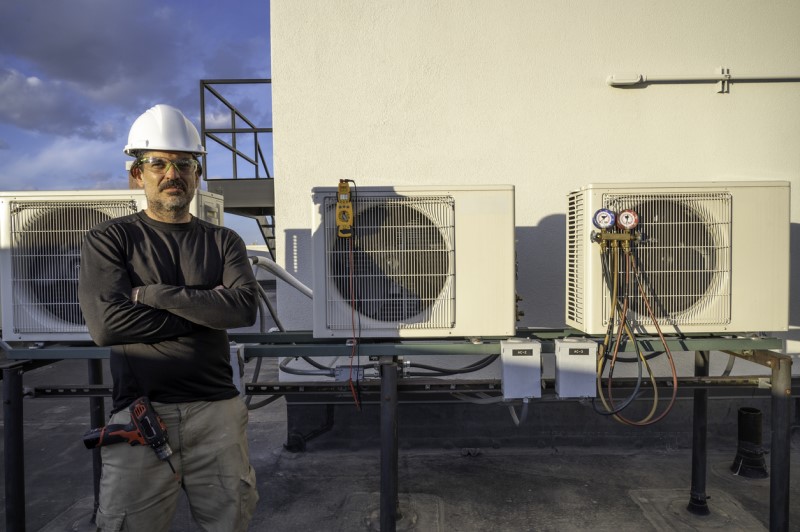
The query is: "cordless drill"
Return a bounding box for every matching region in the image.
[83,396,176,473]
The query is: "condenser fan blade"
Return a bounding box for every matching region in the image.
[330,202,450,322]
[14,206,115,325]
[628,198,718,317]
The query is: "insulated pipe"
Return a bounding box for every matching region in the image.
[250,255,313,299]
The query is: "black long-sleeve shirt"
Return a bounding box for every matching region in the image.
[78,212,259,412]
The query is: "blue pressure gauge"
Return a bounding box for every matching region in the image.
[592,208,616,230]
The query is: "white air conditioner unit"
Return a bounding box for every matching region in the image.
[311,185,516,338]
[565,181,790,335]
[0,189,223,342]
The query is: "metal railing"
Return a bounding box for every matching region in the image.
[199,79,273,181]
[199,79,276,257]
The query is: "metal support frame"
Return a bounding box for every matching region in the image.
[722,349,793,530]
[768,352,792,530]
[3,362,26,532]
[687,351,710,515]
[0,332,792,531]
[379,356,399,532]
[88,360,105,523]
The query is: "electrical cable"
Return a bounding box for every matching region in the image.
[344,179,362,410]
[244,256,341,410]
[508,399,530,427]
[245,281,289,409]
[302,356,337,371]
[451,392,504,404]
[405,354,499,376]
[248,262,329,410]
[279,357,336,377]
[721,352,736,377]
[256,281,284,331]
[451,392,529,426]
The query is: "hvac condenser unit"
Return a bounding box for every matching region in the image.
[566,181,790,335]
[0,189,223,342]
[311,185,516,338]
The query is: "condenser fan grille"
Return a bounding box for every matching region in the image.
[10,200,139,333]
[603,192,732,327]
[323,195,455,330]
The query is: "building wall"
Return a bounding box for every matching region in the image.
[270,1,800,361]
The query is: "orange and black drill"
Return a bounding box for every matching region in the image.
[83,396,176,474]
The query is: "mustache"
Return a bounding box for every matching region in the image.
[159,179,187,192]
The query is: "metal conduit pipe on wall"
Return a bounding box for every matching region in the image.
[607,69,800,91]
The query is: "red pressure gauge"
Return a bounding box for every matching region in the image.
[592,209,616,230]
[616,209,639,230]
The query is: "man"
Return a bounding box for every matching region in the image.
[79,104,259,531]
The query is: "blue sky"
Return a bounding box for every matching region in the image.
[0,0,272,244]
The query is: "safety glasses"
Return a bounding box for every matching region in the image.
[137,156,199,176]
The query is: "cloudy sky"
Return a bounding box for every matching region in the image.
[0,0,271,242]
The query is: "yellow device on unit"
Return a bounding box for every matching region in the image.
[335,180,353,238]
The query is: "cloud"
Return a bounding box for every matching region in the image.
[0,136,125,191]
[0,0,271,193]
[0,1,184,99]
[0,68,119,140]
[0,0,269,136]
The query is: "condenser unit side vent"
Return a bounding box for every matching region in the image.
[602,191,732,327]
[321,194,456,331]
[10,200,140,335]
[566,191,585,328]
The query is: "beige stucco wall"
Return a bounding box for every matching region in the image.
[270,1,800,357]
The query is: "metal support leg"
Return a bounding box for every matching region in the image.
[3,364,26,532]
[769,355,791,531]
[687,350,710,515]
[380,357,399,532]
[88,359,105,523]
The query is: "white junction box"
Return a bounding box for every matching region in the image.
[501,339,542,400]
[555,339,598,399]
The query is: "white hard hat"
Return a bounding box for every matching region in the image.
[124,104,206,156]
